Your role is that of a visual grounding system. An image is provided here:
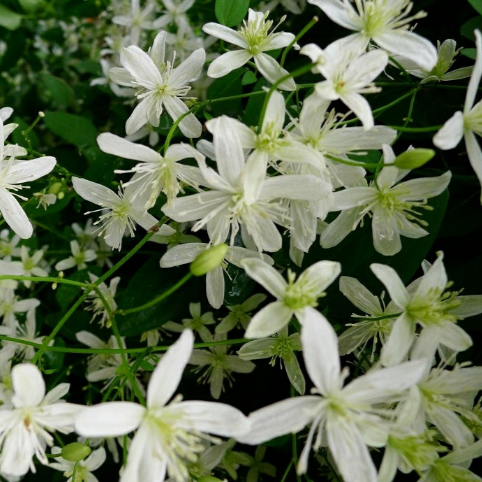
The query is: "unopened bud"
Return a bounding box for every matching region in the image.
[48,182,63,195]
[393,148,435,169]
[190,244,228,276]
[61,443,91,462]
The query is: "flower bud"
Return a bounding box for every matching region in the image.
[48,182,63,195]
[198,477,227,482]
[190,244,228,276]
[61,442,91,462]
[393,148,435,169]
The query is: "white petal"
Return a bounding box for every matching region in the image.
[370,264,410,307]
[339,276,383,315]
[170,48,205,87]
[261,174,329,201]
[0,190,33,239]
[255,54,296,91]
[121,46,162,89]
[371,206,402,256]
[72,177,120,207]
[147,329,193,408]
[298,260,341,295]
[11,363,45,407]
[207,50,252,78]
[466,30,482,111]
[308,0,360,30]
[206,266,225,309]
[75,402,146,437]
[245,302,293,339]
[380,312,415,366]
[237,396,320,445]
[202,23,247,49]
[341,91,374,130]
[177,401,249,438]
[163,95,202,138]
[126,95,158,135]
[433,111,464,150]
[97,133,159,162]
[438,323,473,352]
[7,156,56,184]
[241,258,287,298]
[301,307,340,395]
[464,130,482,201]
[160,243,206,267]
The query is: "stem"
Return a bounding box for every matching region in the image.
[324,153,379,169]
[117,272,193,315]
[392,86,419,144]
[0,275,87,288]
[30,220,166,365]
[280,16,318,68]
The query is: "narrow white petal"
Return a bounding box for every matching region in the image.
[177,401,249,438]
[75,402,145,437]
[11,363,45,407]
[147,329,193,407]
[464,130,482,201]
[301,307,340,395]
[308,0,360,30]
[370,264,410,307]
[237,396,320,445]
[255,54,296,91]
[341,91,374,130]
[380,312,415,366]
[160,243,206,267]
[245,302,293,339]
[170,48,205,87]
[163,95,202,138]
[433,111,464,150]
[202,23,248,49]
[126,95,158,135]
[97,133,159,162]
[339,276,383,315]
[466,29,482,111]
[241,258,287,298]
[207,50,252,78]
[121,46,162,88]
[206,266,225,309]
[72,177,120,207]
[0,190,33,239]
[7,156,56,184]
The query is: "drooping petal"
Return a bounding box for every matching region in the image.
[0,190,33,239]
[206,266,225,309]
[465,29,482,111]
[255,53,296,91]
[370,263,410,307]
[163,95,202,138]
[126,94,159,135]
[97,133,160,162]
[380,312,415,366]
[341,91,374,130]
[464,130,482,202]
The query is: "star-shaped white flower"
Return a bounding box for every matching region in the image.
[308,0,437,71]
[203,9,296,91]
[0,364,80,478]
[238,308,427,481]
[110,31,206,138]
[75,330,250,482]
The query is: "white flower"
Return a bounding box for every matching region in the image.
[0,118,56,239]
[162,116,330,252]
[97,132,205,207]
[321,147,451,256]
[433,30,482,202]
[14,246,49,288]
[55,240,97,272]
[113,0,156,46]
[300,41,388,130]
[84,273,120,328]
[0,363,80,478]
[75,330,250,482]
[72,177,160,251]
[189,333,256,399]
[308,0,437,71]
[238,308,427,481]
[241,257,340,338]
[371,253,480,366]
[49,446,106,482]
[110,31,205,138]
[154,0,195,31]
[203,9,296,91]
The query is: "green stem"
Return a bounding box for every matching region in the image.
[31,220,166,365]
[392,86,419,144]
[118,271,193,315]
[280,16,318,68]
[0,275,87,288]
[324,153,379,169]
[388,124,442,132]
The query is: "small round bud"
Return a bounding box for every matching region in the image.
[61,443,91,462]
[190,244,228,276]
[48,182,63,195]
[39,111,45,118]
[392,148,435,169]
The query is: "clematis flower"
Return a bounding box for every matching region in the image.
[241,257,341,338]
[49,446,106,482]
[238,308,427,481]
[300,41,388,130]
[371,252,482,366]
[0,363,80,478]
[308,0,437,71]
[0,118,57,239]
[203,9,296,91]
[72,177,174,250]
[433,29,482,202]
[110,31,205,138]
[75,330,250,482]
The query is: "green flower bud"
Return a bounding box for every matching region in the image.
[393,148,435,169]
[190,244,228,276]
[48,182,63,195]
[61,442,91,462]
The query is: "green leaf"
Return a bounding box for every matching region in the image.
[462,47,477,59]
[207,67,246,117]
[468,0,482,16]
[0,5,22,30]
[461,16,482,41]
[44,111,97,149]
[40,73,74,107]
[215,0,250,27]
[18,0,44,13]
[242,70,257,85]
[117,256,204,337]
[83,146,116,184]
[56,270,90,311]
